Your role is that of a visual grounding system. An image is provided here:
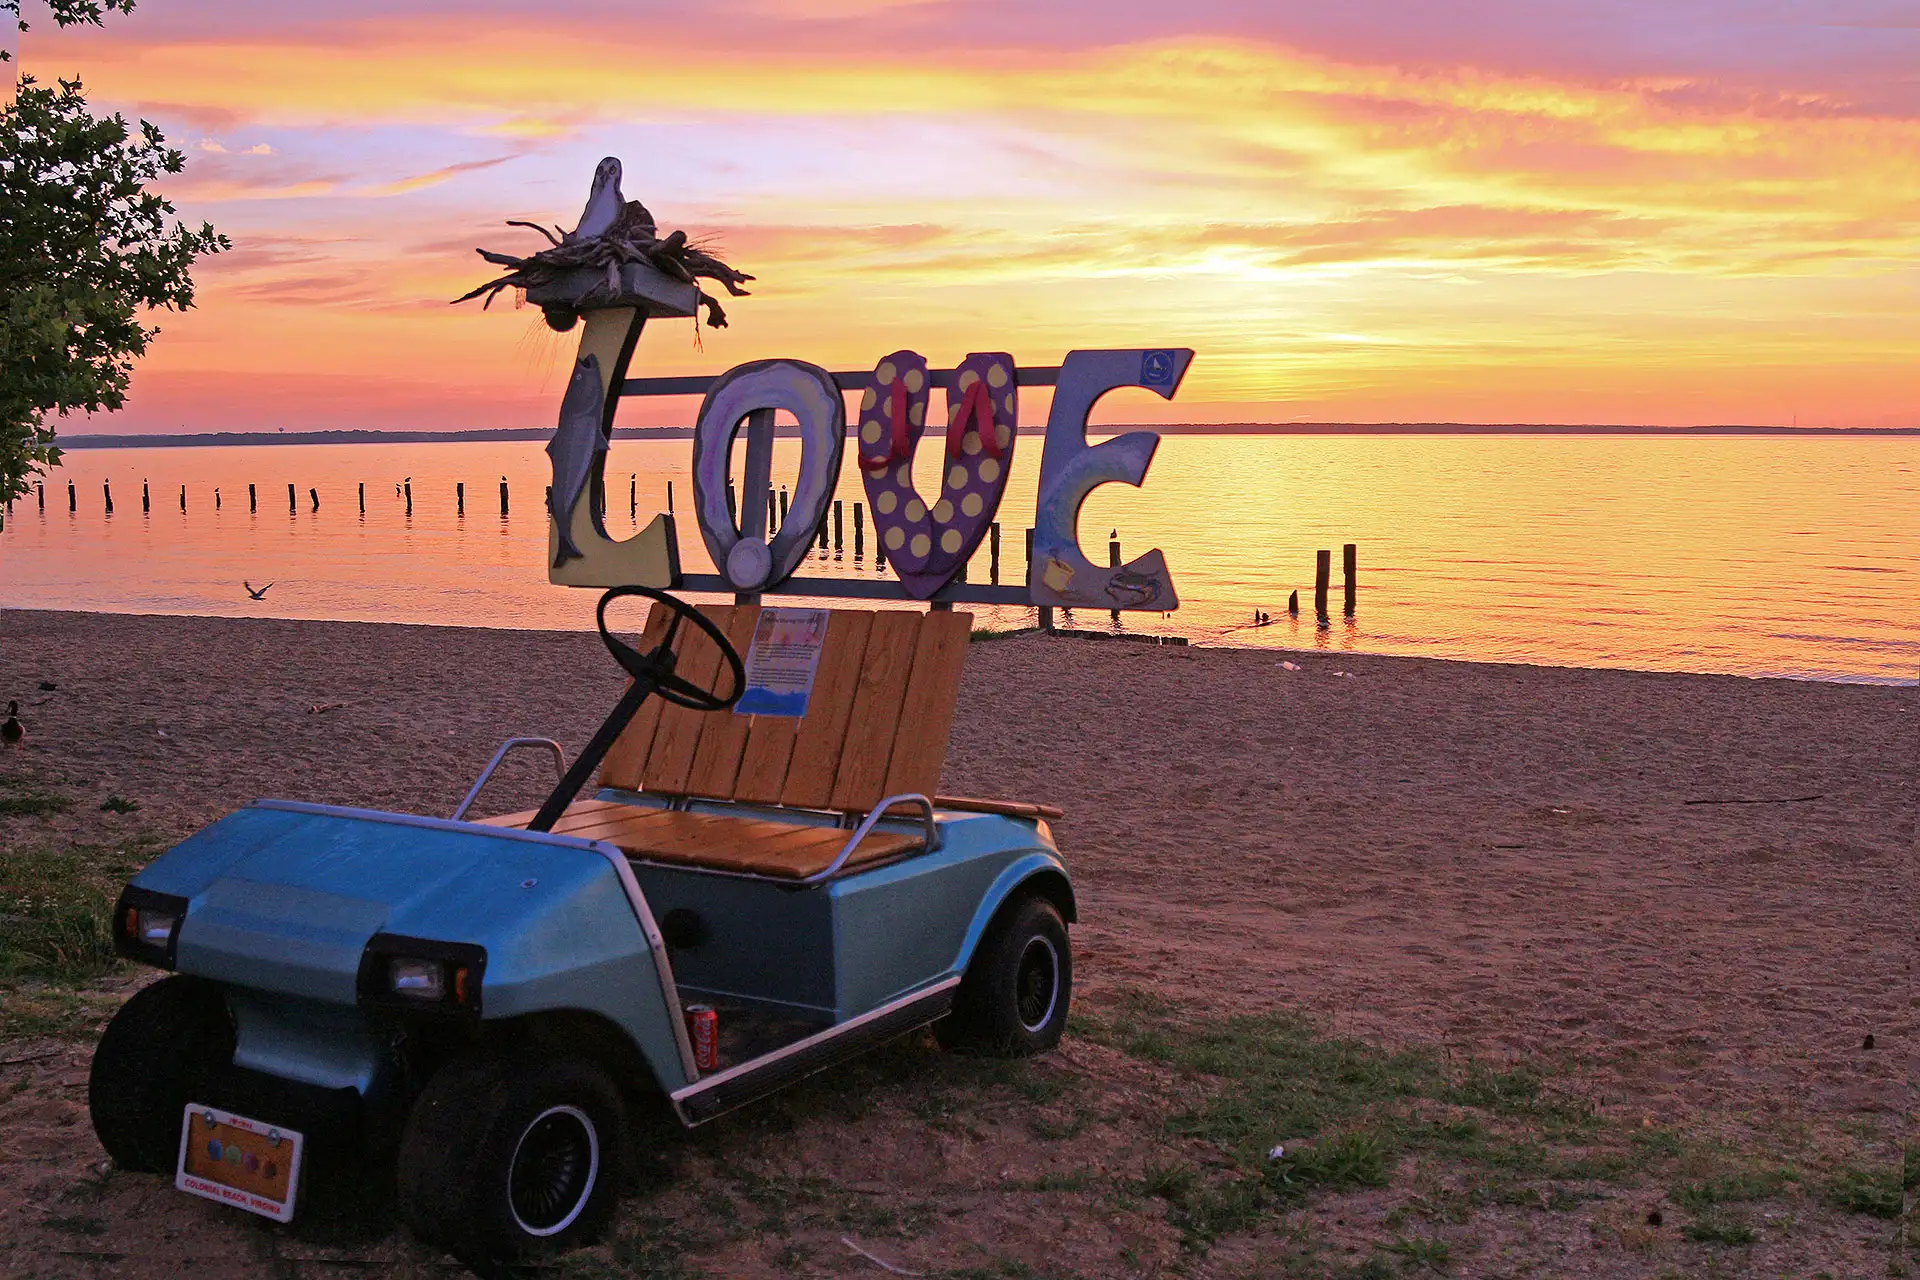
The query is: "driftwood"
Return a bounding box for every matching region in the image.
[453,156,753,328]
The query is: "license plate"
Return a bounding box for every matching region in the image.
[175,1104,303,1223]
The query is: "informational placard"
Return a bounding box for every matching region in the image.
[735,608,830,717]
[176,1103,304,1223]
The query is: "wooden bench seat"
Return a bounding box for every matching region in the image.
[482,799,921,880]
[488,603,1001,880]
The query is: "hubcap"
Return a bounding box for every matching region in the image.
[1015,935,1060,1033]
[507,1105,600,1237]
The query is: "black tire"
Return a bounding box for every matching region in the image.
[89,974,234,1172]
[938,895,1071,1057]
[396,1048,626,1265]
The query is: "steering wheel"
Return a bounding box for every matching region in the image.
[597,585,745,712]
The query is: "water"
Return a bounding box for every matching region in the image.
[1,435,1913,683]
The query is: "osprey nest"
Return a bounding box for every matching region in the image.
[453,157,753,332]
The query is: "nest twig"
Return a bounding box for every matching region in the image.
[454,202,753,328]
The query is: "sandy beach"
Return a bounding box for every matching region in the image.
[0,608,1910,1277]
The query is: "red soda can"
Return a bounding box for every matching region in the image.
[684,1004,719,1071]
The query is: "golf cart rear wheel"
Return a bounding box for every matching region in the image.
[938,895,1071,1057]
[396,1049,625,1263]
[89,974,234,1172]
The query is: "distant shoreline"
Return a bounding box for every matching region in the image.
[56,423,1920,449]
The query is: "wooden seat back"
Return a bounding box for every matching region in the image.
[599,605,973,814]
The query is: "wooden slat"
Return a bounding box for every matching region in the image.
[933,794,1065,821]
[734,609,866,805]
[597,604,678,791]
[776,611,876,810]
[681,606,765,799]
[642,605,736,795]
[880,610,972,799]
[826,611,924,813]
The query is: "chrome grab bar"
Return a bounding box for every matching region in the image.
[801,793,938,884]
[452,737,567,822]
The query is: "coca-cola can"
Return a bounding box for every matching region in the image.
[685,1004,719,1071]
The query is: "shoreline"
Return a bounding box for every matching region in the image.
[4,604,1912,688]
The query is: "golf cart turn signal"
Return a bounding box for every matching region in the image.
[358,934,485,1018]
[111,886,187,968]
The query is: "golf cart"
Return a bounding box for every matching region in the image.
[89,585,1073,1263]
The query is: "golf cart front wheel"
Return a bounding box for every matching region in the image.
[938,895,1071,1056]
[89,974,234,1172]
[396,1049,625,1263]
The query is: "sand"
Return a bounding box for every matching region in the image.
[0,608,1910,1276]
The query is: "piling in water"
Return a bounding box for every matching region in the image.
[990,522,1001,583]
[1109,538,1121,622]
[833,500,844,551]
[179,485,186,512]
[103,481,113,515]
[1288,589,1299,616]
[288,483,297,514]
[1343,542,1357,616]
[309,487,319,513]
[853,502,864,559]
[249,483,256,513]
[778,487,789,527]
[142,480,150,513]
[38,482,45,510]
[500,477,509,517]
[68,481,76,512]
[630,476,637,519]
[359,482,365,514]
[404,480,412,516]
[458,482,466,516]
[767,491,777,533]
[726,480,736,522]
[664,480,672,515]
[1315,549,1331,621]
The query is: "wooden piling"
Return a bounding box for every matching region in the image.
[664,480,672,514]
[778,487,789,527]
[288,483,297,514]
[68,481,76,512]
[1109,538,1122,621]
[500,477,510,516]
[990,522,1001,583]
[215,488,221,510]
[1343,542,1357,616]
[309,487,319,513]
[767,491,777,533]
[1288,589,1299,616]
[404,480,412,516]
[853,502,864,558]
[103,481,113,514]
[630,476,637,519]
[1315,549,1331,620]
[875,527,886,569]
[142,480,150,513]
[726,480,736,522]
[37,482,45,510]
[359,482,365,513]
[458,482,466,516]
[248,483,256,513]
[833,500,844,550]
[179,485,186,512]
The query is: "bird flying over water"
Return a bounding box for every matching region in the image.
[244,581,274,600]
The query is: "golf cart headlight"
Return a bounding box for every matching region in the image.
[134,909,179,947]
[388,958,446,1000]
[112,886,188,968]
[358,934,485,1017]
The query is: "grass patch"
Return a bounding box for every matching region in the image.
[99,795,139,814]
[0,846,124,983]
[1681,1213,1758,1245]
[1822,1164,1904,1219]
[1672,1167,1798,1210]
[0,774,73,817]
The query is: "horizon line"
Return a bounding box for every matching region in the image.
[55,423,1920,449]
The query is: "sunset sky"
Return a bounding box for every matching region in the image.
[18,0,1919,431]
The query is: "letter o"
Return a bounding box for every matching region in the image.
[691,360,846,590]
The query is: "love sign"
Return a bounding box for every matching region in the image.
[540,303,1192,611]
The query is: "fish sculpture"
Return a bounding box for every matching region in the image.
[547,353,606,567]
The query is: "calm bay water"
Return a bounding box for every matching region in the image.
[1,435,1913,683]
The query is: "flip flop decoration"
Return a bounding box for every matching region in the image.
[858,350,1017,599]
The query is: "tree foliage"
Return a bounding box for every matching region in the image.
[2,0,225,506]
